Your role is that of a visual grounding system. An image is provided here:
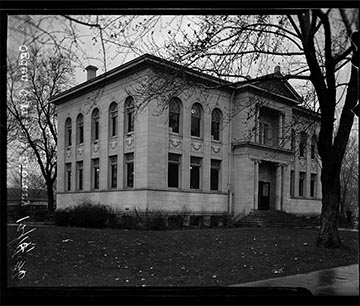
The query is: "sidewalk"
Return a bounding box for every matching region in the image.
[231,264,359,296]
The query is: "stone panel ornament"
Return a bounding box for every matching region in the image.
[191,141,203,153]
[92,142,99,153]
[211,144,221,155]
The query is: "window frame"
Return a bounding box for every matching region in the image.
[310,173,316,198]
[125,97,135,134]
[169,98,181,134]
[65,118,72,147]
[210,159,221,191]
[76,114,84,145]
[77,161,83,191]
[92,158,100,190]
[168,153,181,188]
[191,103,202,138]
[109,155,118,189]
[125,153,134,188]
[109,102,118,138]
[311,135,317,159]
[92,108,100,142]
[65,163,72,191]
[299,171,306,197]
[211,108,222,141]
[299,132,307,157]
[190,156,202,189]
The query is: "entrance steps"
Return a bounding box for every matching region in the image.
[236,210,320,228]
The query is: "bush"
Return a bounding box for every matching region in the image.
[167,215,183,229]
[120,214,138,229]
[54,209,71,226]
[148,213,167,230]
[68,202,112,228]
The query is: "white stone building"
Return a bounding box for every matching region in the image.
[51,54,322,219]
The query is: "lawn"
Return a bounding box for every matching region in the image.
[7,225,358,287]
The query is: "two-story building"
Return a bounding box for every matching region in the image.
[51,54,322,220]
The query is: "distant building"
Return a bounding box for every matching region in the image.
[51,54,322,219]
[7,188,48,207]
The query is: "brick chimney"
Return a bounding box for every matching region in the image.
[274,65,281,74]
[85,65,98,80]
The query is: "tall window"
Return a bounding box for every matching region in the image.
[65,163,71,191]
[290,129,295,151]
[190,156,202,189]
[109,156,118,188]
[299,172,306,197]
[311,135,317,159]
[168,153,181,188]
[299,132,307,157]
[109,102,118,137]
[92,158,100,190]
[77,161,83,191]
[169,98,181,133]
[310,174,316,198]
[92,108,100,142]
[259,122,270,145]
[76,114,84,145]
[210,159,221,191]
[65,118,72,147]
[290,170,295,197]
[211,108,222,141]
[191,103,202,137]
[125,153,134,188]
[125,97,135,134]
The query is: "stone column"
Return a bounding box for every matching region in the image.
[275,164,282,210]
[278,113,283,147]
[253,160,259,210]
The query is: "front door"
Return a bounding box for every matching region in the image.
[258,181,270,210]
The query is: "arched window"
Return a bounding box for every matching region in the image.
[211,108,222,141]
[76,114,84,145]
[92,108,100,142]
[65,118,72,147]
[311,135,317,159]
[169,97,181,134]
[109,102,118,137]
[299,131,307,157]
[125,97,135,134]
[191,103,202,137]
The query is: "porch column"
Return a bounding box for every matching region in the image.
[275,164,282,210]
[253,160,259,210]
[279,113,283,146]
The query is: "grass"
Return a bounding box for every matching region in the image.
[7,225,358,287]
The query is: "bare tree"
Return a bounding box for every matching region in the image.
[9,11,358,247]
[339,135,359,218]
[7,44,75,211]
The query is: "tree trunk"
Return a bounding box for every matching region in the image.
[46,181,55,212]
[316,164,344,248]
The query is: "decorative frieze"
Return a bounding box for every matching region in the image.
[191,140,203,153]
[311,160,317,171]
[92,142,100,154]
[76,145,84,159]
[65,147,72,159]
[124,134,134,153]
[211,143,221,155]
[109,138,118,152]
[169,134,182,150]
[299,159,306,170]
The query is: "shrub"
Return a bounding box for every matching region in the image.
[148,213,167,230]
[167,215,183,229]
[54,209,71,226]
[190,215,203,227]
[120,214,138,229]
